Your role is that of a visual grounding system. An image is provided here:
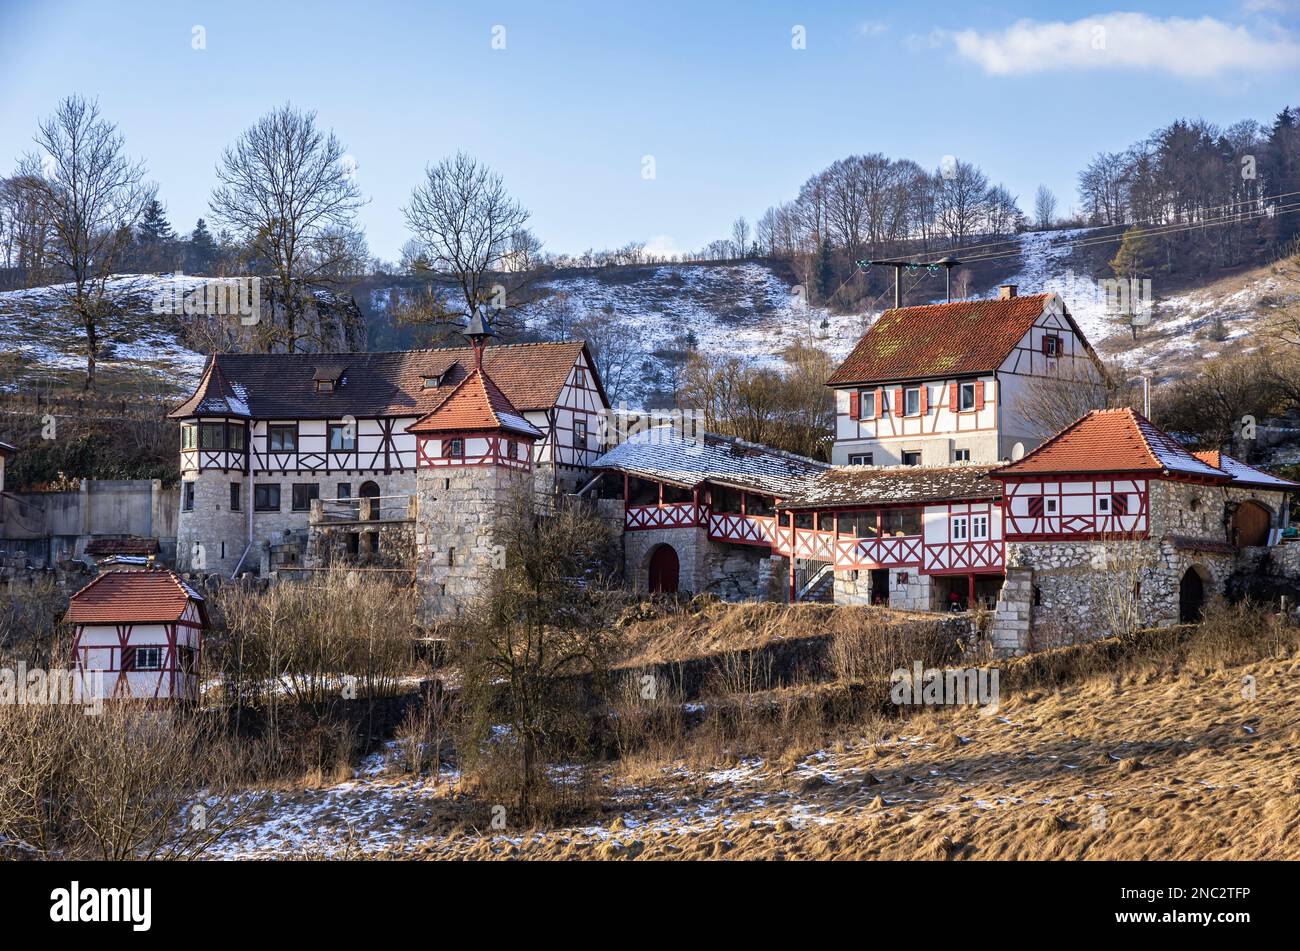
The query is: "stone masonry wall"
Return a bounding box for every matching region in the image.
[414,465,527,622]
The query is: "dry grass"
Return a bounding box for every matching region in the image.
[377,602,1300,860]
[610,598,937,667]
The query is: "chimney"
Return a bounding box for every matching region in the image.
[999,284,1017,299]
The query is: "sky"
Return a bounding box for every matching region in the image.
[2,0,1299,262]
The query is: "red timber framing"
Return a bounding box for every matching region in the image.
[70,616,203,702]
[415,432,534,471]
[1000,475,1151,541]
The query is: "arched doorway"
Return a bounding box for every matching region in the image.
[359,480,381,520]
[1179,566,1206,623]
[647,544,679,594]
[1231,501,1271,548]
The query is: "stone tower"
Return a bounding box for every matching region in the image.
[407,311,542,621]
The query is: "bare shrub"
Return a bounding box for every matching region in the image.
[208,568,419,757]
[0,705,265,860]
[392,685,454,781]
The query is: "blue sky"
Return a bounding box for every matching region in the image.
[2,1,1299,261]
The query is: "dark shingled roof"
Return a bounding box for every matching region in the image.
[592,427,830,497]
[84,537,161,556]
[780,464,1002,510]
[827,294,1059,385]
[169,341,601,420]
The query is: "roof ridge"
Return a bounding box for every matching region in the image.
[211,339,586,360]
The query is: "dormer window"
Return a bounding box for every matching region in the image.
[313,365,344,394]
[422,375,441,390]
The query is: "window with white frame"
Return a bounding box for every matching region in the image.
[128,646,163,671]
[857,390,876,419]
[972,513,989,539]
[904,387,921,416]
[954,448,971,462]
[849,453,873,466]
[1045,497,1059,515]
[958,382,977,411]
[1097,495,1111,514]
[952,516,969,541]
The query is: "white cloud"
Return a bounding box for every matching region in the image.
[643,235,683,259]
[947,13,1300,77]
[858,20,888,37]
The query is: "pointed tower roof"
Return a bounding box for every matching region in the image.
[406,366,543,438]
[168,356,251,418]
[995,408,1229,481]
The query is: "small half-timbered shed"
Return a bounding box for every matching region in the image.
[65,569,207,702]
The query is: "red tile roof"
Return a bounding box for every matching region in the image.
[170,341,601,420]
[406,366,543,437]
[64,570,207,625]
[995,408,1230,480]
[827,294,1058,385]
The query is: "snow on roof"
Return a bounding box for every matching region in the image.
[1193,451,1299,490]
[592,426,829,497]
[780,464,1002,510]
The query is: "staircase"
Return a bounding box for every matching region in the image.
[795,560,835,603]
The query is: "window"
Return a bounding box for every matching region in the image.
[574,367,586,388]
[902,451,922,466]
[328,422,357,452]
[972,513,989,539]
[127,646,163,672]
[227,424,246,451]
[882,508,922,536]
[1098,496,1111,514]
[848,453,873,466]
[199,422,226,450]
[230,483,240,512]
[292,483,320,512]
[182,482,195,512]
[516,440,528,461]
[952,516,969,541]
[1043,335,1062,357]
[422,374,441,390]
[857,390,876,420]
[254,484,281,511]
[448,547,455,567]
[904,387,921,416]
[268,425,297,452]
[574,419,587,448]
[447,438,464,458]
[954,448,971,462]
[1045,497,1059,515]
[959,382,977,411]
[315,379,334,394]
[337,482,351,499]
[181,425,196,449]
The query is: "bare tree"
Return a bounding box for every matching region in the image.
[1033,185,1057,231]
[403,152,532,332]
[209,103,367,352]
[1016,358,1129,443]
[731,216,750,259]
[20,96,155,388]
[573,306,643,406]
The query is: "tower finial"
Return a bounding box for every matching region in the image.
[463,305,497,369]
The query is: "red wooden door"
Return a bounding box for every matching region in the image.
[648,545,679,594]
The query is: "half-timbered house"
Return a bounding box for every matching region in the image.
[170,338,608,575]
[588,426,830,600]
[825,286,1102,467]
[64,568,207,702]
[988,408,1297,652]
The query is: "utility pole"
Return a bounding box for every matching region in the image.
[856,257,963,307]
